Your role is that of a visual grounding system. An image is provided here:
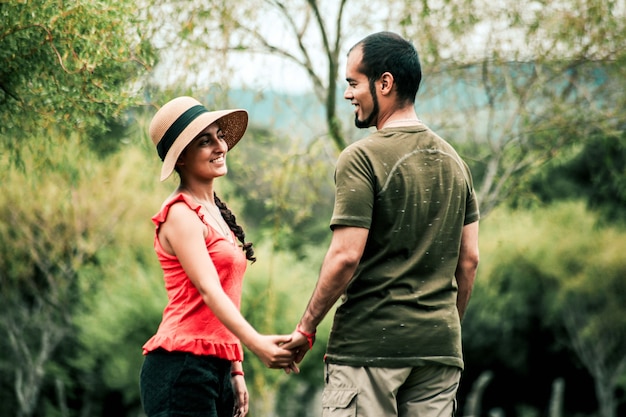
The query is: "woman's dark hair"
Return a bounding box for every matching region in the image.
[353,31,422,105]
[214,193,256,263]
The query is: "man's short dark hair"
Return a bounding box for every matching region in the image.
[352,32,422,104]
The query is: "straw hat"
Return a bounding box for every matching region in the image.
[149,96,248,181]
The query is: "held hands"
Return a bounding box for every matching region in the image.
[249,334,297,370]
[247,326,316,376]
[281,324,316,373]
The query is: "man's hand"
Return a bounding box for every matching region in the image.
[282,327,313,370]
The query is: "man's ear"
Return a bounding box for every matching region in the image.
[380,72,394,95]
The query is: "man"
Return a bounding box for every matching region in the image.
[285,31,480,417]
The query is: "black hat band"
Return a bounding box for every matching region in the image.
[157,105,208,161]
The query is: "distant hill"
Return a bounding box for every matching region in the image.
[224,60,614,145]
[229,89,329,137]
[226,73,484,143]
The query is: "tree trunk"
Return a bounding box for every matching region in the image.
[463,370,493,417]
[549,378,564,417]
[596,377,616,417]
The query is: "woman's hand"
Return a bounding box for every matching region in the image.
[231,374,248,417]
[248,334,297,369]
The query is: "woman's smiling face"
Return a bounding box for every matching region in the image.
[178,122,229,179]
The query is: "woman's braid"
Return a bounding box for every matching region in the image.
[214,193,256,263]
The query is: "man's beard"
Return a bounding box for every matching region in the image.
[354,80,379,129]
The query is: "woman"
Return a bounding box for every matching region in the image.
[140,96,295,417]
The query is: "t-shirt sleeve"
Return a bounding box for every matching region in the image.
[330,146,374,230]
[462,160,480,225]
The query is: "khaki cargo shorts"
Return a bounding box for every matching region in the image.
[321,363,461,417]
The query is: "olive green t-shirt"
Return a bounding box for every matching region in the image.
[325,123,480,369]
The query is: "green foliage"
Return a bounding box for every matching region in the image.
[237,243,332,415]
[527,129,626,225]
[0,125,165,416]
[463,202,626,416]
[65,138,170,414]
[225,124,336,257]
[0,0,156,151]
[72,248,165,413]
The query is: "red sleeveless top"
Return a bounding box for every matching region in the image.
[142,193,247,360]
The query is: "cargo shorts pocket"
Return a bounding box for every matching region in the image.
[322,388,357,417]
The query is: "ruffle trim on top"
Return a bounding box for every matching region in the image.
[142,335,243,361]
[152,193,208,229]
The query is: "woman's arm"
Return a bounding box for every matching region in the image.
[161,203,294,368]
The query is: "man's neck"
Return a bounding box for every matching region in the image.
[377,107,420,130]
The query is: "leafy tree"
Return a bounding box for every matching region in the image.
[1,3,155,408]
[141,0,381,150]
[0,0,155,153]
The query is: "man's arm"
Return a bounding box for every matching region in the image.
[283,226,368,358]
[300,226,368,331]
[455,221,479,321]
